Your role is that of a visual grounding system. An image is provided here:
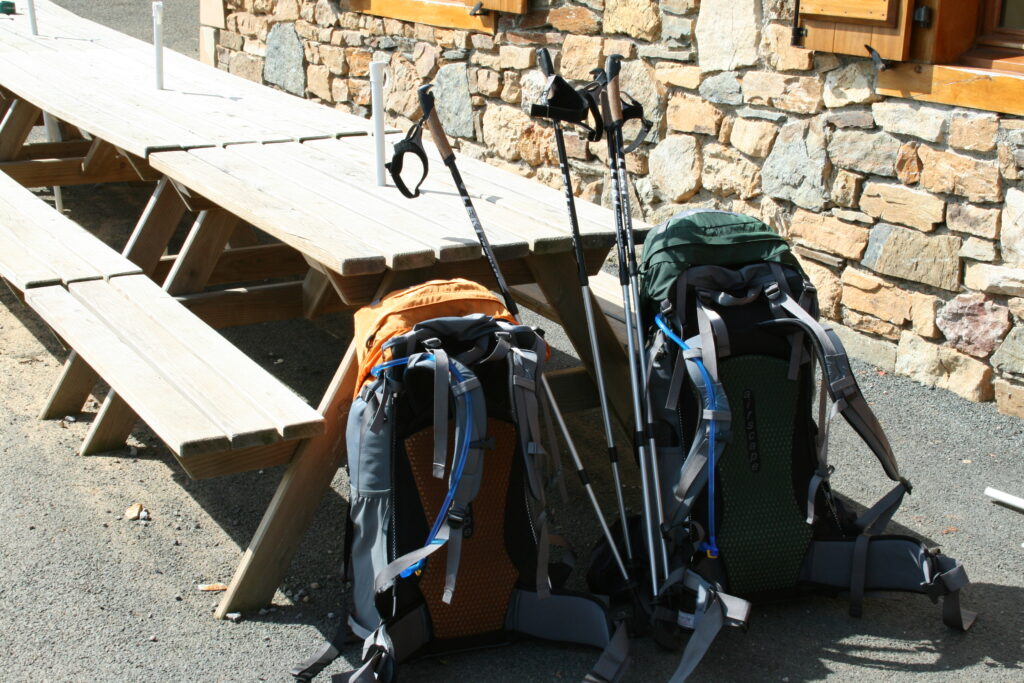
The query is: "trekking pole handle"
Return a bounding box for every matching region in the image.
[605,55,624,125]
[537,47,555,78]
[418,84,454,160]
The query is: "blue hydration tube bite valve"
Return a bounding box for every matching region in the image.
[654,314,720,559]
[371,354,473,576]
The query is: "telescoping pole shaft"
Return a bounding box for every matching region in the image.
[599,68,660,597]
[605,55,671,581]
[534,47,633,564]
[417,84,519,319]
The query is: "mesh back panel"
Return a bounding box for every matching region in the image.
[406,419,520,639]
[716,356,813,596]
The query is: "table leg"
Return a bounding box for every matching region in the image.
[80,208,238,455]
[215,267,431,617]
[215,339,357,618]
[526,252,633,433]
[0,99,41,161]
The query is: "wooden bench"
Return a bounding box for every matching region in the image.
[0,169,141,292]
[26,274,324,478]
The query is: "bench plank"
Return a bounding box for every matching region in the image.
[70,278,282,450]
[25,285,231,457]
[110,275,324,441]
[0,171,142,286]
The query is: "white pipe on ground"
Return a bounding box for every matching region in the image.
[152,1,164,90]
[985,487,1024,514]
[369,61,387,186]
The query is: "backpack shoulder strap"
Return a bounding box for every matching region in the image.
[761,283,903,483]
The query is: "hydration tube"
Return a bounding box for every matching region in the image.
[370,354,474,575]
[654,314,720,559]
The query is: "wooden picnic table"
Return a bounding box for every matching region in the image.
[1,0,649,620]
[147,135,648,617]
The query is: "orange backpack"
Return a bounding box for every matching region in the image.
[352,278,515,398]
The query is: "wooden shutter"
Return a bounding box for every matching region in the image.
[474,0,529,13]
[800,0,899,25]
[799,0,914,60]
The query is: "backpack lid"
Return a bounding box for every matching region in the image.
[353,278,514,397]
[639,209,800,313]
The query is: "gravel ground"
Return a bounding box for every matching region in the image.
[1,3,1021,681]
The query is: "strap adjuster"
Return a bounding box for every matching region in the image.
[764,282,782,301]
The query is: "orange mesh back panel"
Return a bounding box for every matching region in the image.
[405,419,520,640]
[352,279,514,399]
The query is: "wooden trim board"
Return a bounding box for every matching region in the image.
[877,62,1024,115]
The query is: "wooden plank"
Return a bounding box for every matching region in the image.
[0,156,138,186]
[0,172,142,282]
[227,224,261,249]
[147,150,387,276]
[877,63,1024,116]
[478,0,529,13]
[162,208,239,296]
[305,137,560,256]
[39,351,97,419]
[302,266,334,319]
[152,243,308,287]
[187,145,439,271]
[71,278,283,449]
[199,0,226,29]
[214,266,426,618]
[199,25,218,66]
[0,99,40,161]
[909,0,980,63]
[15,140,93,160]
[123,177,189,274]
[25,285,231,457]
[800,0,897,24]
[178,281,352,329]
[80,392,139,456]
[179,440,298,480]
[228,143,483,263]
[350,0,496,32]
[866,0,914,62]
[80,138,120,174]
[0,223,62,291]
[111,275,324,441]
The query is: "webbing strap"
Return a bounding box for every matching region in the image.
[443,517,463,604]
[385,121,428,199]
[696,299,730,360]
[806,398,844,523]
[373,526,450,594]
[849,481,909,617]
[694,305,719,381]
[432,347,450,479]
[763,286,901,482]
[583,622,630,683]
[652,568,751,683]
[290,604,353,681]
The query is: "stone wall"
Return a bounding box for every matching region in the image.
[211,0,1024,418]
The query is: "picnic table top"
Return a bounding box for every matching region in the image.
[148,136,650,279]
[0,0,376,157]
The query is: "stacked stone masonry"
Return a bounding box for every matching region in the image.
[211,0,1024,418]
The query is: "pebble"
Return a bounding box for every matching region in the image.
[226,612,243,623]
[258,608,269,616]
[63,415,76,423]
[309,582,321,590]
[148,635,158,642]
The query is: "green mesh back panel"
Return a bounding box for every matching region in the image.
[716,356,813,597]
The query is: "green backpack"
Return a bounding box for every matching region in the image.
[631,209,974,680]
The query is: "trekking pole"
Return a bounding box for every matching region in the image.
[416,84,519,318]
[604,55,671,581]
[531,47,633,565]
[594,67,661,596]
[542,375,630,583]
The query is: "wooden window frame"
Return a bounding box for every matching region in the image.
[977,0,1024,49]
[348,0,527,33]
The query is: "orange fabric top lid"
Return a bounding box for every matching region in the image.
[352,278,515,397]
